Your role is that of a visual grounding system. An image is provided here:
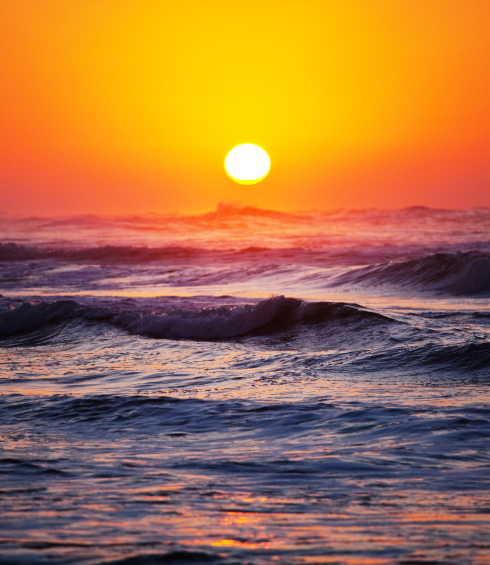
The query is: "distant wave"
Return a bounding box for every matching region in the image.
[198,202,307,221]
[0,296,390,341]
[0,242,211,262]
[331,252,490,295]
[0,242,403,265]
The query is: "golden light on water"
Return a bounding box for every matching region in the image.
[225,144,270,185]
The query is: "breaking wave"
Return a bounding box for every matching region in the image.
[332,252,490,295]
[0,296,390,341]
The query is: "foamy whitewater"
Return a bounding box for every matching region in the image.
[1,206,490,564]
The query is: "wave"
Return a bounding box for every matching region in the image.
[331,252,490,295]
[0,296,390,341]
[0,242,211,262]
[353,341,490,373]
[198,201,307,221]
[2,393,489,444]
[0,242,417,266]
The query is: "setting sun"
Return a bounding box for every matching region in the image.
[224,144,270,185]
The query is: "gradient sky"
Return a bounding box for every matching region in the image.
[1,0,489,215]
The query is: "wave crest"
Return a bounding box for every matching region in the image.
[0,296,390,341]
[332,252,490,295]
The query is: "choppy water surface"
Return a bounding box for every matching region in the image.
[1,206,490,564]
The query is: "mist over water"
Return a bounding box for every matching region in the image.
[1,206,490,564]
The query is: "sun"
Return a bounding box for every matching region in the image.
[224,144,270,185]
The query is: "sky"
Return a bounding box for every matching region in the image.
[0,0,489,215]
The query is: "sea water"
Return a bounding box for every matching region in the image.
[1,205,490,564]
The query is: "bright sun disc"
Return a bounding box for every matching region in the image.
[225,144,270,185]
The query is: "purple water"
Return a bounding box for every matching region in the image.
[1,206,490,564]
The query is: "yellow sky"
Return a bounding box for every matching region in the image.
[1,0,489,214]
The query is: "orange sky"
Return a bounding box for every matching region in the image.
[0,0,489,215]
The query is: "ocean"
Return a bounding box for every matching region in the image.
[1,205,490,564]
